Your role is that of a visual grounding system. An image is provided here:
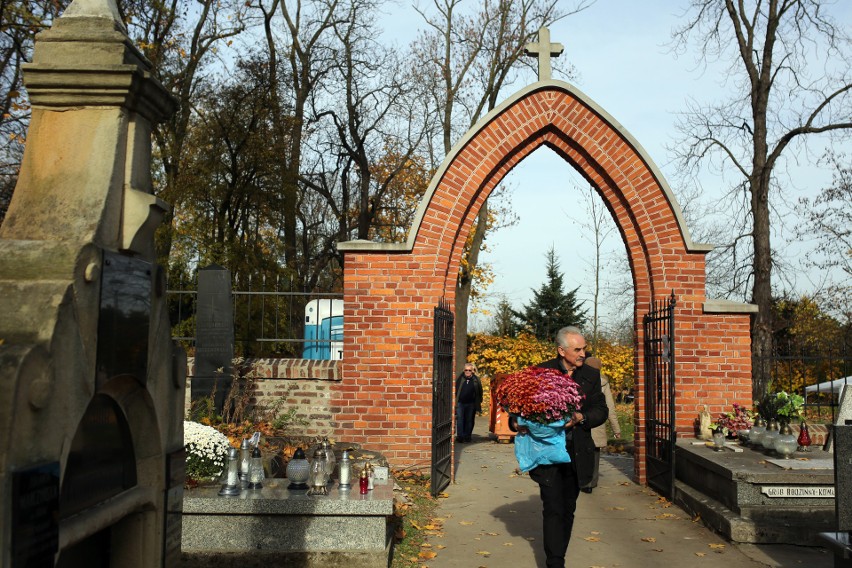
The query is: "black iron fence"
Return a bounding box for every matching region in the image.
[757,340,852,424]
[168,273,343,359]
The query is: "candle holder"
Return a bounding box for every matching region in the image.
[286,447,310,490]
[307,448,329,496]
[338,449,352,490]
[247,445,264,490]
[797,422,812,452]
[218,447,241,497]
[775,423,798,459]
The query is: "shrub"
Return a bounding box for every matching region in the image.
[184,420,230,482]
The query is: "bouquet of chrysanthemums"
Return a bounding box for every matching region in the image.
[493,366,585,472]
[184,420,230,483]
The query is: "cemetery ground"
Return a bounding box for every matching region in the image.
[402,419,834,568]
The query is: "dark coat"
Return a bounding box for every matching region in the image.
[529,357,608,488]
[455,372,483,413]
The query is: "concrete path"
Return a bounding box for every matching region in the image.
[421,420,833,568]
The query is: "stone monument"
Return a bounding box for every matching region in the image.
[192,265,235,413]
[0,0,184,565]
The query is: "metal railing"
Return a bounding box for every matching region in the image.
[757,339,852,424]
[168,272,343,359]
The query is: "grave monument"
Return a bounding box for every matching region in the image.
[0,0,184,565]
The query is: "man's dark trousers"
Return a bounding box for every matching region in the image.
[456,402,476,440]
[536,462,580,568]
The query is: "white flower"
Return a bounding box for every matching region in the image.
[184,421,230,479]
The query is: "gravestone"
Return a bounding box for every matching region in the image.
[0,0,184,565]
[835,424,852,532]
[825,388,852,452]
[192,264,234,412]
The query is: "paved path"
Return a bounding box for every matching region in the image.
[420,420,833,568]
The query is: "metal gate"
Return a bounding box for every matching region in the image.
[644,292,676,499]
[431,298,454,497]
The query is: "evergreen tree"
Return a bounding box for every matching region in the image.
[513,246,587,341]
[489,298,519,338]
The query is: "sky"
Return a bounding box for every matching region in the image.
[383,1,852,335]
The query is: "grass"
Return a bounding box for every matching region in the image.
[390,470,442,567]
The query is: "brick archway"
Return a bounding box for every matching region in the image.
[336,81,754,481]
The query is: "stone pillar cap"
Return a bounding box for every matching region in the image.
[61,0,126,32]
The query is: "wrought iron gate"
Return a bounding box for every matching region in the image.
[644,292,676,499]
[431,298,454,496]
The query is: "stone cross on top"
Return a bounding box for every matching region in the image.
[525,26,563,81]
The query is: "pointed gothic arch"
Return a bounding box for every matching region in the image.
[336,81,754,481]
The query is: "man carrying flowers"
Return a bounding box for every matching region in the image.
[505,327,608,568]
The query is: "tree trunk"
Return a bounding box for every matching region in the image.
[454,202,488,375]
[750,172,773,400]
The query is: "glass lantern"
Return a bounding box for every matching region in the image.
[762,420,780,452]
[750,417,766,448]
[774,423,798,459]
[321,439,336,483]
[712,430,726,451]
[286,447,310,490]
[307,448,329,496]
[797,422,812,452]
[218,447,241,496]
[247,445,264,490]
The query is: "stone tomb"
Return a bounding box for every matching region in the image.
[181,479,394,568]
[674,440,836,545]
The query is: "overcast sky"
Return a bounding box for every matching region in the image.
[381,1,852,334]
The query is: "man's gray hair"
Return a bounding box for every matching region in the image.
[555,326,583,347]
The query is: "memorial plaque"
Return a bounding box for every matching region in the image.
[834,424,852,531]
[12,462,60,568]
[192,264,234,412]
[760,486,835,498]
[97,250,151,389]
[163,448,185,567]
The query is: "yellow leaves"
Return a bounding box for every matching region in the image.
[459,520,474,526]
[708,543,726,549]
[418,550,437,560]
[476,550,491,557]
[641,537,656,543]
[583,536,601,542]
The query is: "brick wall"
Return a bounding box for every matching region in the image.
[334,83,755,482]
[185,357,340,437]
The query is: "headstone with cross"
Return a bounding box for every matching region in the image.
[524,26,564,81]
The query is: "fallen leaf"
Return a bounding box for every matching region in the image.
[695,552,706,557]
[607,506,626,511]
[476,550,491,557]
[525,537,536,542]
[418,550,437,559]
[708,543,726,549]
[411,521,422,530]
[641,537,656,543]
[653,549,664,552]
[583,537,601,542]
[438,492,449,498]
[435,545,446,550]
[459,521,474,526]
[420,543,432,548]
[503,542,513,546]
[485,532,499,536]
[656,513,679,519]
[590,531,601,535]
[423,524,440,530]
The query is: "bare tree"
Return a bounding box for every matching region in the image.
[670,0,852,399]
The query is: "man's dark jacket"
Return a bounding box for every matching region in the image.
[530,357,608,488]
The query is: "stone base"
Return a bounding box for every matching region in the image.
[818,532,852,568]
[182,478,394,567]
[181,548,391,568]
[674,440,836,545]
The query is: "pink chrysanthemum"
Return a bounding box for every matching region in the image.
[493,366,585,425]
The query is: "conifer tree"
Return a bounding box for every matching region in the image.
[513,246,587,341]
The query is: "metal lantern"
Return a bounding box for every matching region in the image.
[307,448,329,496]
[286,447,310,490]
[247,445,264,490]
[218,447,241,497]
[797,422,812,452]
